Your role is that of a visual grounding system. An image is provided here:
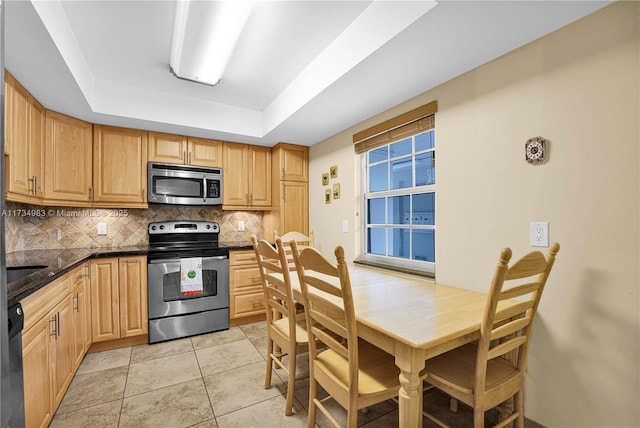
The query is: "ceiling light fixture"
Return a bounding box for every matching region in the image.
[170,0,255,87]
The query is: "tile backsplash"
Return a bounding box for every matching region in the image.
[4,201,263,253]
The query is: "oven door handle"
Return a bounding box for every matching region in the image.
[149,255,228,264]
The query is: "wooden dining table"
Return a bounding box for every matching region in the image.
[290,263,495,428]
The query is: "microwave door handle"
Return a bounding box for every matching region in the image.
[203,177,207,203]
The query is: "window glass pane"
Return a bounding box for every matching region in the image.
[369,163,388,192]
[390,158,413,189]
[390,138,412,159]
[388,228,410,259]
[412,193,434,225]
[369,146,388,163]
[415,130,434,152]
[367,228,386,255]
[387,196,410,224]
[415,152,435,186]
[412,229,435,262]
[367,198,386,224]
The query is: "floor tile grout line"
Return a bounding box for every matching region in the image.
[116,346,133,428]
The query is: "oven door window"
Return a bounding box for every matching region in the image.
[162,267,218,301]
[153,176,203,199]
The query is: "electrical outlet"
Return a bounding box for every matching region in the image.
[238,221,245,232]
[530,222,549,247]
[97,222,108,236]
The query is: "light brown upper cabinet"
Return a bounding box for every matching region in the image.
[148,132,223,168]
[4,72,44,203]
[93,125,148,207]
[263,143,309,241]
[222,142,271,209]
[44,111,93,204]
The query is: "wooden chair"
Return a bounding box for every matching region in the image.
[423,242,560,428]
[290,241,400,428]
[275,230,315,248]
[250,235,310,416]
[275,230,315,271]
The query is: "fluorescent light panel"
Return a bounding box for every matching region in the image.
[170,0,255,86]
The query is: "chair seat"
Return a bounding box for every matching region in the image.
[271,315,310,345]
[315,340,400,396]
[427,343,520,395]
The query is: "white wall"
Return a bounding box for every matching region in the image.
[309,2,639,426]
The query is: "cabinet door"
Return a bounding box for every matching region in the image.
[93,125,148,205]
[118,256,148,338]
[281,180,309,235]
[91,258,120,342]
[188,137,223,167]
[277,144,308,182]
[51,295,75,408]
[30,100,45,197]
[22,315,53,428]
[222,142,249,206]
[249,146,271,207]
[71,263,91,369]
[45,111,93,202]
[148,131,187,164]
[5,73,32,196]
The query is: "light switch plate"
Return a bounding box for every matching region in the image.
[238,221,245,232]
[97,222,107,236]
[530,222,549,247]
[342,219,348,233]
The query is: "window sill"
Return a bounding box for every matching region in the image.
[353,259,435,280]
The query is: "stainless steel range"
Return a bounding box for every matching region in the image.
[147,221,229,344]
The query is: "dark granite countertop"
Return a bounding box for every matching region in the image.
[7,246,148,307]
[221,240,254,251]
[6,241,255,307]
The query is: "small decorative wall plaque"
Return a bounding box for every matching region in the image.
[333,183,341,200]
[322,173,329,186]
[525,136,546,164]
[325,189,332,204]
[330,165,338,179]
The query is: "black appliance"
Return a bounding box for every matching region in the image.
[147,221,229,343]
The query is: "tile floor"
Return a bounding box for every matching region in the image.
[50,322,539,428]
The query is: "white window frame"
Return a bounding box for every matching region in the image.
[360,130,435,275]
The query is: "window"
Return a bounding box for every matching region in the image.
[362,128,435,274]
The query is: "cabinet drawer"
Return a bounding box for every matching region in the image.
[230,265,262,292]
[21,275,71,332]
[230,250,257,266]
[230,291,265,319]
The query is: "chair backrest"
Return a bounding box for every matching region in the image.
[290,242,359,390]
[475,242,560,396]
[250,235,297,335]
[275,230,315,271]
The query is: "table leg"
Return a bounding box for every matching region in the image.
[395,344,425,428]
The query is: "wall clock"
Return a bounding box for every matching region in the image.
[525,136,546,164]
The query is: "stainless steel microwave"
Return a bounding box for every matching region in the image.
[147,162,223,206]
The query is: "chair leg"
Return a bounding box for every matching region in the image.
[285,349,296,416]
[450,397,458,413]
[346,394,358,427]
[307,380,318,428]
[265,338,274,389]
[514,390,525,428]
[473,407,485,428]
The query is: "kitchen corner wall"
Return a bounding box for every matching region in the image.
[3,201,263,253]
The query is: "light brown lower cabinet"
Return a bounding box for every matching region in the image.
[90,255,148,343]
[229,250,265,320]
[21,272,77,428]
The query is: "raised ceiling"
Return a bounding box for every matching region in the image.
[5,1,610,147]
